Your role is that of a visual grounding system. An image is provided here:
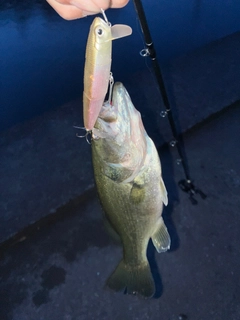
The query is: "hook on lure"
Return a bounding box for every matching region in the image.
[73,126,92,144]
[107,72,114,105]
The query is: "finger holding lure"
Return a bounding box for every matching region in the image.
[83,10,132,131]
[46,0,129,20]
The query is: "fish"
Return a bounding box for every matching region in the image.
[83,16,132,131]
[91,82,170,298]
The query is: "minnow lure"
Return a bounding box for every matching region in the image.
[83,11,132,131]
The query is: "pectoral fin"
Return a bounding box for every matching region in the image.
[151,218,171,253]
[103,162,135,183]
[130,179,145,204]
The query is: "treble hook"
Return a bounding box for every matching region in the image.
[107,72,114,104]
[73,126,92,145]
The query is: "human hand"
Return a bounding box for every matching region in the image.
[46,0,129,20]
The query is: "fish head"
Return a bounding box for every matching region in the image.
[92,82,147,178]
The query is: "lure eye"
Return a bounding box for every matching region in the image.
[96,28,103,36]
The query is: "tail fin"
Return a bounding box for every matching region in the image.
[106,260,155,298]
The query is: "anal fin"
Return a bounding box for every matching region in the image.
[151,218,171,253]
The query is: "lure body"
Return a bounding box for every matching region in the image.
[83,17,132,131]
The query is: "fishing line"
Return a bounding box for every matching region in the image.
[132,0,206,204]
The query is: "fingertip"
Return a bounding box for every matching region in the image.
[91,0,111,11]
[110,0,129,9]
[46,0,85,20]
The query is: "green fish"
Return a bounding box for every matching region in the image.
[91,82,170,298]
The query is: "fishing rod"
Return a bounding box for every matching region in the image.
[132,0,206,204]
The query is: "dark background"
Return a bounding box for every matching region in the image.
[1,0,240,132]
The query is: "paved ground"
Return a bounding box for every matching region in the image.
[1,103,239,320]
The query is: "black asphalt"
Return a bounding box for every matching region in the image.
[1,103,239,320]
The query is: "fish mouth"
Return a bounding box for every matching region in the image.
[112,82,130,108]
[111,82,133,126]
[93,82,131,138]
[93,82,148,182]
[112,82,145,139]
[93,82,145,146]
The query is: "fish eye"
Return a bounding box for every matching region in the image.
[96,28,103,36]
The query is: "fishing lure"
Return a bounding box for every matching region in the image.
[83,10,132,131]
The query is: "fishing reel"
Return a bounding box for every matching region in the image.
[178,179,207,205]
